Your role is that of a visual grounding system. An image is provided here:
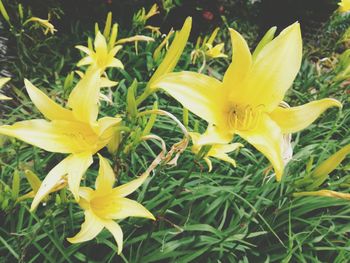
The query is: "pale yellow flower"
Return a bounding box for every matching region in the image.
[189,130,242,172]
[0,68,121,210]
[67,155,155,254]
[204,27,227,59]
[76,31,124,72]
[152,23,342,181]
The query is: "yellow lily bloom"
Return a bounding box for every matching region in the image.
[0,77,11,100]
[0,68,122,210]
[338,0,350,12]
[205,27,227,59]
[191,27,227,63]
[205,43,227,59]
[67,155,155,254]
[76,31,124,72]
[189,131,242,172]
[24,16,57,35]
[152,23,342,181]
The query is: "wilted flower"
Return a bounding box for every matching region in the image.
[24,15,57,35]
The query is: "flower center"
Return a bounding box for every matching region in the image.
[227,104,264,131]
[90,193,120,219]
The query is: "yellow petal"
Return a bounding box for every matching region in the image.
[152,71,225,125]
[102,220,123,254]
[0,77,10,88]
[252,26,277,61]
[94,31,108,57]
[294,190,350,200]
[79,187,94,201]
[95,155,115,192]
[204,157,213,172]
[67,68,101,124]
[77,56,93,67]
[95,196,155,220]
[24,79,75,121]
[237,23,302,111]
[30,156,70,210]
[0,120,97,153]
[99,77,118,88]
[96,116,122,146]
[210,142,243,154]
[269,98,342,134]
[109,45,122,57]
[222,28,252,95]
[0,94,12,100]
[312,144,350,179]
[196,125,233,146]
[75,45,92,55]
[209,152,237,167]
[237,115,284,181]
[67,210,104,243]
[112,172,149,197]
[108,58,124,69]
[66,152,93,202]
[148,17,192,87]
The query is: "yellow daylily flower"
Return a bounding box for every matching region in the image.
[152,23,342,181]
[204,27,227,59]
[205,43,227,59]
[0,68,122,210]
[189,131,242,172]
[24,16,57,35]
[338,0,350,12]
[191,28,227,64]
[0,77,11,100]
[67,155,155,254]
[76,31,124,72]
